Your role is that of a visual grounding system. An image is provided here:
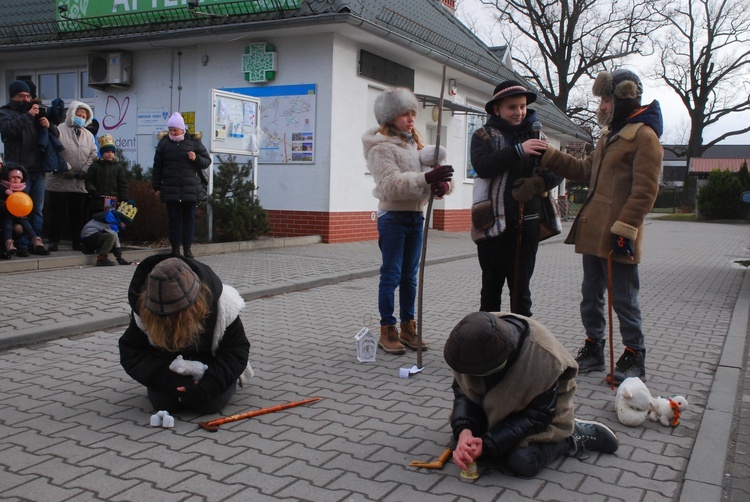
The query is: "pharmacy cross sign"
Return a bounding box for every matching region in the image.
[243,43,277,83]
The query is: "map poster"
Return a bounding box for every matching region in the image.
[221,84,316,164]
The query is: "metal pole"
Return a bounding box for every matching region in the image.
[416,65,447,369]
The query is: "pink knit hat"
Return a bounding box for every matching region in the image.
[167,112,186,130]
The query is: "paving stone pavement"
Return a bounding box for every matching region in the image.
[0,218,748,501]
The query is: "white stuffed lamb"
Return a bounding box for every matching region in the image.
[169,355,208,381]
[615,377,652,427]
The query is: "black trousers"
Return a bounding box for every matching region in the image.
[147,381,236,415]
[48,191,87,247]
[476,218,540,316]
[503,439,572,477]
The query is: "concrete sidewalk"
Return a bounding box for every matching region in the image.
[0,218,748,501]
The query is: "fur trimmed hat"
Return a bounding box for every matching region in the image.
[484,80,537,115]
[374,88,419,126]
[592,69,643,101]
[444,312,520,376]
[145,258,201,316]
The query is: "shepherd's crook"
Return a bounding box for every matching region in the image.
[197,397,322,432]
[607,251,615,390]
[416,65,448,369]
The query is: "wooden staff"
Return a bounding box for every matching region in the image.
[416,65,447,369]
[607,251,615,390]
[197,397,322,432]
[409,448,452,469]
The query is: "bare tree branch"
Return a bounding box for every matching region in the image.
[651,0,750,159]
[477,0,664,130]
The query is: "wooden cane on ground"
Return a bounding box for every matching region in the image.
[607,251,615,390]
[416,65,447,369]
[197,397,322,432]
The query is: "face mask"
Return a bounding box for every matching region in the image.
[169,134,185,142]
[73,116,86,128]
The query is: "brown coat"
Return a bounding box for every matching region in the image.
[541,122,662,264]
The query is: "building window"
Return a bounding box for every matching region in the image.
[466,111,486,179]
[38,72,76,102]
[359,50,414,89]
[81,71,96,99]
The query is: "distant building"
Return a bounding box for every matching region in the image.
[662,144,750,186]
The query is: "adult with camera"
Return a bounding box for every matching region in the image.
[0,79,59,256]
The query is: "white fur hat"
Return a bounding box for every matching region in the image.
[374,87,419,126]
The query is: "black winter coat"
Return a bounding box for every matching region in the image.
[152,134,211,203]
[118,255,250,407]
[0,101,60,173]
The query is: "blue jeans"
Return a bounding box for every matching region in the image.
[377,211,424,326]
[166,201,196,246]
[580,254,644,351]
[15,171,45,250]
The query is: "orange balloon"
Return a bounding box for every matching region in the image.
[6,192,33,217]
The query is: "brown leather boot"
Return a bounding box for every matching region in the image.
[399,320,429,351]
[379,325,406,354]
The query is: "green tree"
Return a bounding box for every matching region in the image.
[696,168,745,219]
[208,156,270,242]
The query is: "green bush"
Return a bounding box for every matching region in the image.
[696,163,749,219]
[121,180,169,243]
[207,156,270,242]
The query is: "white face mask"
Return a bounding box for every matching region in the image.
[73,116,86,128]
[169,133,185,142]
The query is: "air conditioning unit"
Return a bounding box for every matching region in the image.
[87,52,132,88]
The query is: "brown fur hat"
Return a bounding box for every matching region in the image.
[592,69,643,100]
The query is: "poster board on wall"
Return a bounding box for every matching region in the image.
[221,84,316,164]
[210,89,261,156]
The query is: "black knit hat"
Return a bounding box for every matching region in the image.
[9,80,31,99]
[145,258,201,315]
[444,312,519,375]
[484,80,537,115]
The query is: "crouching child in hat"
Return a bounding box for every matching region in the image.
[80,200,137,266]
[119,255,254,414]
[445,312,619,478]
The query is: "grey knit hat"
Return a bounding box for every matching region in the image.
[145,258,201,315]
[444,312,519,375]
[374,87,419,126]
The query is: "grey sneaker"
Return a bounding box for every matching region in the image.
[575,338,605,373]
[569,419,619,457]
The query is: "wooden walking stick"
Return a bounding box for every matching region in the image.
[511,202,524,313]
[197,397,322,432]
[607,251,615,390]
[409,448,452,469]
[416,65,447,369]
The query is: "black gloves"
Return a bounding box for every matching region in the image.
[611,234,634,257]
[424,165,453,185]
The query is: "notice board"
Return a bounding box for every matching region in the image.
[221,84,316,164]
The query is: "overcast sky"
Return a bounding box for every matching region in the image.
[456,0,750,145]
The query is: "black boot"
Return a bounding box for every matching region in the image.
[607,348,646,385]
[170,243,181,256]
[113,247,131,265]
[575,338,605,374]
[183,244,194,259]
